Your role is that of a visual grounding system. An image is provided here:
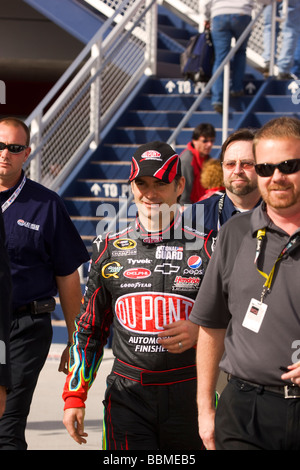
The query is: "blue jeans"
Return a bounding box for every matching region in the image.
[277,0,300,73]
[262,2,281,63]
[211,14,251,105]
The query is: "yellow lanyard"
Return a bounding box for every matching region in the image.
[255,228,300,303]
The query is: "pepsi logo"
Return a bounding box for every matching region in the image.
[187,256,202,269]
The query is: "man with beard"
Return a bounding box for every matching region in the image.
[190,116,300,450]
[184,128,261,231]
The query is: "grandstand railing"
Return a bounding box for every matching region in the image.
[24,0,157,192]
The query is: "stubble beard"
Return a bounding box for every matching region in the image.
[259,183,300,209]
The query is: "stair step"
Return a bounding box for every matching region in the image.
[55,7,296,312]
[79,161,132,179]
[91,144,135,161]
[242,111,300,128]
[64,196,135,218]
[253,95,299,112]
[158,24,192,41]
[118,110,240,134]
[75,179,130,198]
[130,94,253,112]
[108,125,234,144]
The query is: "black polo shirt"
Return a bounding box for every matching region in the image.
[0,172,89,311]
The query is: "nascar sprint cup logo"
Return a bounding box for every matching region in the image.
[115,292,194,334]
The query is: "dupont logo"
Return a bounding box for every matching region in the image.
[115,292,194,334]
[123,268,151,279]
[187,255,202,269]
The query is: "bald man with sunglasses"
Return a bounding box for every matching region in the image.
[190,117,300,450]
[0,117,89,450]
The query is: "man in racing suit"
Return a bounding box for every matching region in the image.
[63,141,216,450]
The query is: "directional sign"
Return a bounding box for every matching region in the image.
[91,183,101,196]
[245,82,256,94]
[90,182,129,197]
[165,81,177,93]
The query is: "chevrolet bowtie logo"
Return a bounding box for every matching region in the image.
[154,264,180,275]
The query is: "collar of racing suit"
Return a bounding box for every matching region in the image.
[134,209,182,245]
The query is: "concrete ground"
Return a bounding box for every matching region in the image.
[26,343,227,451]
[26,344,114,450]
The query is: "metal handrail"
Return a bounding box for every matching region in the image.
[167,5,265,147]
[106,2,271,234]
[24,0,157,192]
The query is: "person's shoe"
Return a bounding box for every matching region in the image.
[230,90,244,97]
[262,62,270,77]
[277,72,298,80]
[213,103,223,114]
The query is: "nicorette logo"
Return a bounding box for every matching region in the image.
[123,268,151,279]
[115,292,194,334]
[102,261,123,279]
[187,256,202,269]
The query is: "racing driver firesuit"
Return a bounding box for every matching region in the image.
[63,210,216,450]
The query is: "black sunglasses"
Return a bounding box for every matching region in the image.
[255,159,300,177]
[0,142,28,154]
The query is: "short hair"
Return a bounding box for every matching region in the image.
[0,117,30,146]
[192,123,216,140]
[220,128,256,162]
[253,117,300,159]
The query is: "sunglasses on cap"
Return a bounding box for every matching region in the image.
[255,158,300,177]
[0,142,28,154]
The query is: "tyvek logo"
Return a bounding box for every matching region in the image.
[187,256,202,269]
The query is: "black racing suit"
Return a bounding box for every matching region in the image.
[63,211,216,450]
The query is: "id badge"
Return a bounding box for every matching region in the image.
[242,298,268,333]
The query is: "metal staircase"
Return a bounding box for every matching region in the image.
[21,0,300,341]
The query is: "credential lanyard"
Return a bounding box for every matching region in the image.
[217,193,225,231]
[254,227,300,302]
[1,174,26,213]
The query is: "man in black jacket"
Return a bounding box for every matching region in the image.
[63,141,216,450]
[0,210,12,418]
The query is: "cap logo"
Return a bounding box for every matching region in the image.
[140,150,162,161]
